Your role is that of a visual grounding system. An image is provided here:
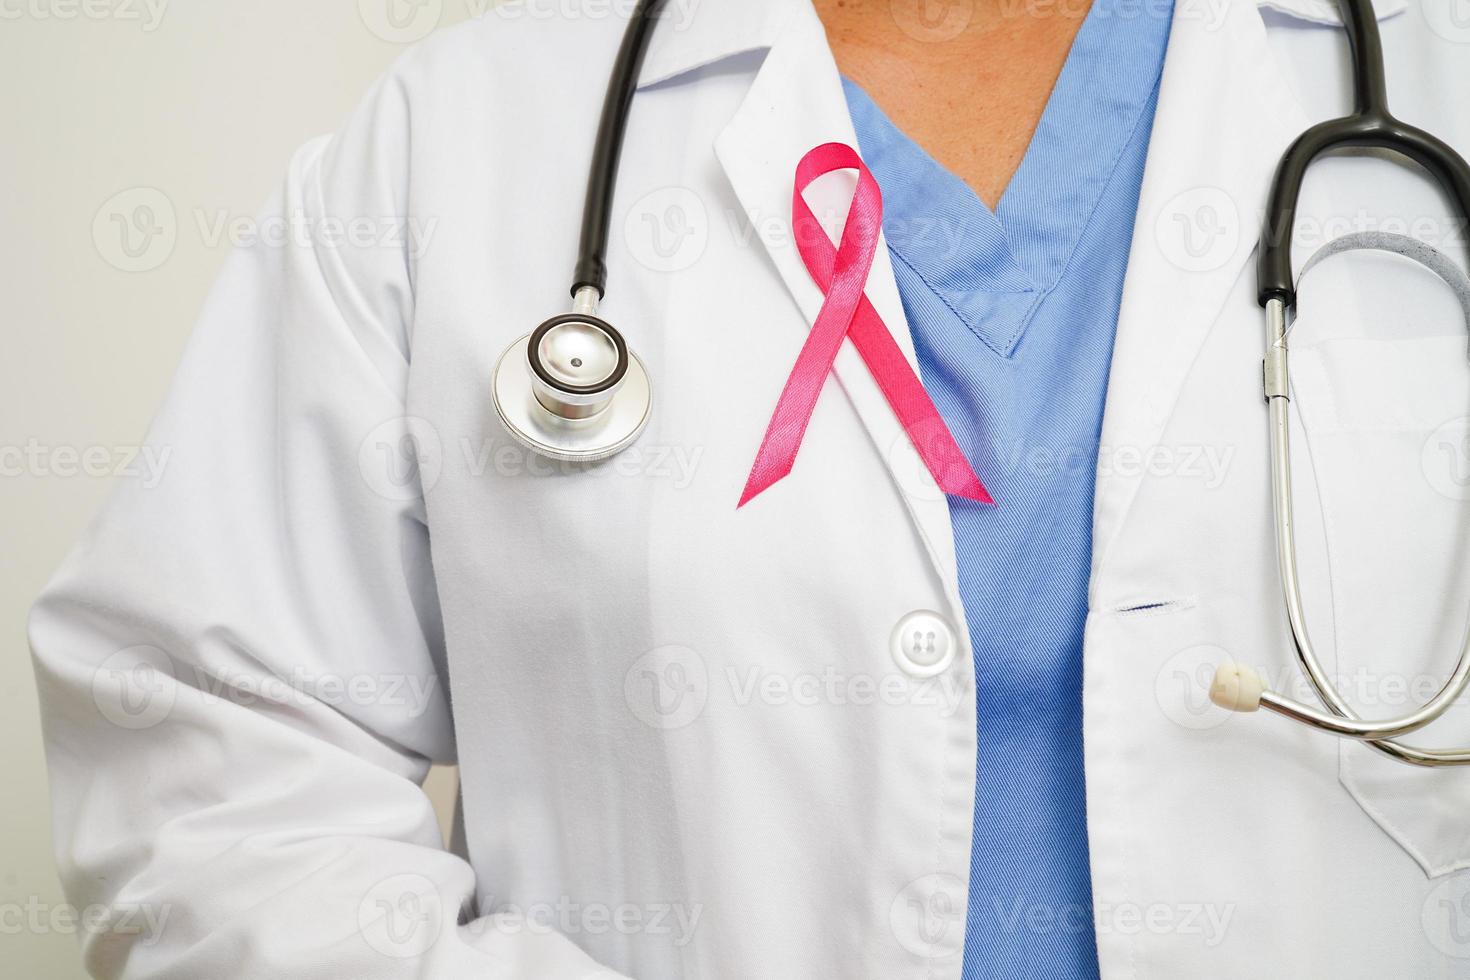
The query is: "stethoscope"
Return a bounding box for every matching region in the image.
[1206,0,1470,766]
[491,0,665,462]
[489,0,1470,764]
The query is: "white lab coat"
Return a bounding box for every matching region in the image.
[29,0,1470,976]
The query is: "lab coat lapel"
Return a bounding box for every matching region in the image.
[1090,0,1311,568]
[711,2,965,597]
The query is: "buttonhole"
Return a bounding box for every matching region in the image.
[1112,597,1197,617]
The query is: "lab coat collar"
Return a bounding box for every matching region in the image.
[637,0,791,89]
[639,0,1407,593]
[1089,0,1308,570]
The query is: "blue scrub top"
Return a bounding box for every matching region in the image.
[843,2,1172,977]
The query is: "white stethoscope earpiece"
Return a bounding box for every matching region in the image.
[493,286,652,462]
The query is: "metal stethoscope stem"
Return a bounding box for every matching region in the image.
[1206,0,1470,767]
[1209,299,1470,767]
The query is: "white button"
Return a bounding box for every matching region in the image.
[890,610,958,677]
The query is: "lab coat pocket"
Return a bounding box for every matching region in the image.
[1290,335,1470,877]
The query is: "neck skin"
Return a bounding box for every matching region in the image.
[812,0,1092,209]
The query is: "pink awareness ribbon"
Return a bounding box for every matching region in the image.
[738,142,995,509]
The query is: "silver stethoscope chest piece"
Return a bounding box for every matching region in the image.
[493,288,652,462]
[492,0,665,463]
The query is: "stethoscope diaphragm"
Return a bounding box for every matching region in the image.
[492,302,652,463]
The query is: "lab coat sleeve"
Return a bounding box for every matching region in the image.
[27,66,629,980]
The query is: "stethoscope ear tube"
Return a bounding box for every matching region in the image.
[1256,0,1470,308]
[1222,237,1470,767]
[1236,0,1470,766]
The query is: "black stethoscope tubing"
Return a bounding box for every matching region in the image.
[570,0,670,301]
[572,0,1470,309]
[490,0,667,462]
[1257,0,1470,308]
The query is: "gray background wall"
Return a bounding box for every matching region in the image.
[1,3,480,974]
